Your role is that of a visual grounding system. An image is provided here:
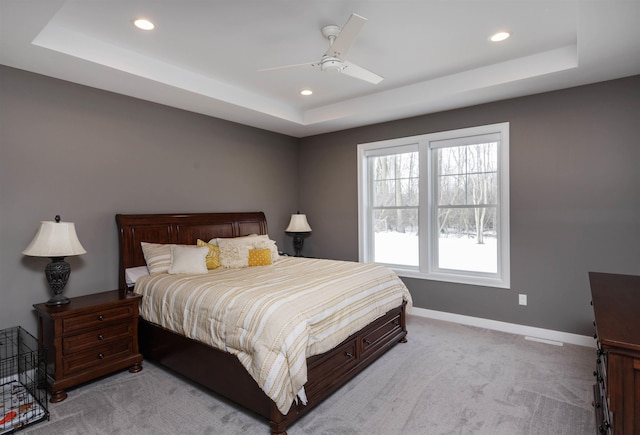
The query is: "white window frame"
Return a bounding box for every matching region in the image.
[358,123,510,289]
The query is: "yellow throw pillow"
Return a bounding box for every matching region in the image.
[248,248,272,267]
[197,239,221,269]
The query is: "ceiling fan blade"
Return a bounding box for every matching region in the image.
[341,60,384,84]
[326,13,367,59]
[258,61,316,72]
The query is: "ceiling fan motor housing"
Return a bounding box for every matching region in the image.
[321,56,343,72]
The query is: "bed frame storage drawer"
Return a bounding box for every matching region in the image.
[361,309,403,359]
[305,338,358,399]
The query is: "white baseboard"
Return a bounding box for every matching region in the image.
[410,307,596,348]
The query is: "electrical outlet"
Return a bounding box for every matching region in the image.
[519,294,527,306]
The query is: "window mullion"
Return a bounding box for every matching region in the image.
[420,140,431,274]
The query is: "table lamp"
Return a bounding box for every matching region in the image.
[23,215,86,306]
[285,212,312,257]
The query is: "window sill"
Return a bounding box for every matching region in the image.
[390,266,510,289]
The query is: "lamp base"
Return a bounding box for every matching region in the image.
[45,293,70,306]
[292,233,305,257]
[45,256,71,306]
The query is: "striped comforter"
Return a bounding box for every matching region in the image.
[133,257,412,414]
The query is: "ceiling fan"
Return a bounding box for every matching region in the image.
[259,13,383,84]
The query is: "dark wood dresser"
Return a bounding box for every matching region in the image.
[34,290,143,402]
[590,272,640,434]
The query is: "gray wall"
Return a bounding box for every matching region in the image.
[3,64,638,338]
[298,75,640,336]
[0,66,299,333]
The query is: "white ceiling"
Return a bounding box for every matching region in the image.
[2,1,639,138]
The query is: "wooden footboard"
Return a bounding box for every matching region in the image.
[139,301,407,434]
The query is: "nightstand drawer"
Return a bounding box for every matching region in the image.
[62,305,134,334]
[62,322,133,355]
[63,338,134,376]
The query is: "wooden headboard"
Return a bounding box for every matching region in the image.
[115,212,268,290]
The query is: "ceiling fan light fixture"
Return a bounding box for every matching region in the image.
[134,18,155,31]
[490,31,510,42]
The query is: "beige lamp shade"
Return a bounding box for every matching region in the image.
[285,214,312,233]
[23,220,87,257]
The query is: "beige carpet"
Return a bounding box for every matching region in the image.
[21,315,596,434]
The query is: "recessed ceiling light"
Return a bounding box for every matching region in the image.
[300,89,313,96]
[490,31,510,42]
[134,18,155,31]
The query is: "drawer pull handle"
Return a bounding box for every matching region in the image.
[345,352,354,359]
[98,315,105,321]
[363,339,372,346]
[97,334,104,341]
[393,319,400,326]
[97,353,105,360]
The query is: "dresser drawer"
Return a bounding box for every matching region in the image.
[62,322,133,355]
[62,338,134,376]
[62,305,134,334]
[360,311,403,359]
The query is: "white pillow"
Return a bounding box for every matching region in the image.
[168,245,209,275]
[125,266,150,287]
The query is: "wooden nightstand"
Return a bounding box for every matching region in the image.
[33,290,143,403]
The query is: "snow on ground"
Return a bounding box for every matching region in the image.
[374,231,497,273]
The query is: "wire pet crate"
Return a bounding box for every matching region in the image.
[0,327,49,434]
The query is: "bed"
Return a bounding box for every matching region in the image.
[116,212,409,435]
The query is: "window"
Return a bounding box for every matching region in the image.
[358,123,510,288]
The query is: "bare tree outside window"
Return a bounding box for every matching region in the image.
[371,152,419,265]
[436,142,498,272]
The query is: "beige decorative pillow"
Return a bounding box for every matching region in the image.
[168,245,209,275]
[217,238,252,268]
[141,242,174,274]
[208,234,258,246]
[217,235,281,268]
[197,239,221,269]
[254,237,280,263]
